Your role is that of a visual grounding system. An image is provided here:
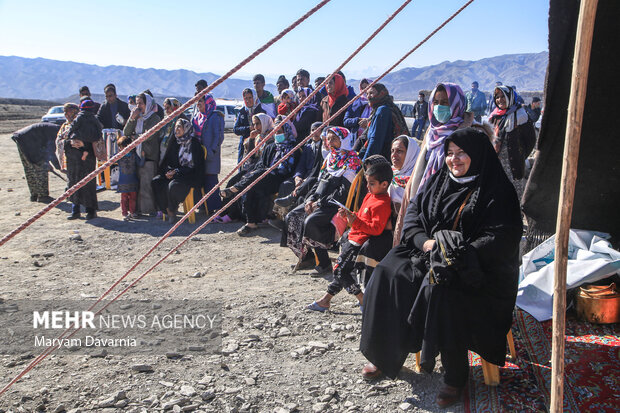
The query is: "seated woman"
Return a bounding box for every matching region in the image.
[286,127,362,273]
[215,113,274,223]
[151,119,204,223]
[221,116,298,235]
[293,87,321,140]
[359,128,522,408]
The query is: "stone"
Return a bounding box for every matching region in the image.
[162,398,190,410]
[318,395,332,403]
[343,401,355,408]
[172,406,182,413]
[324,387,336,396]
[131,364,153,372]
[399,402,413,411]
[165,352,183,359]
[69,234,83,242]
[114,399,128,408]
[224,386,242,394]
[201,390,215,401]
[278,327,292,337]
[312,402,329,412]
[159,381,174,388]
[244,378,256,386]
[182,404,201,412]
[179,385,196,397]
[52,404,66,413]
[189,272,202,278]
[98,398,116,408]
[307,341,329,351]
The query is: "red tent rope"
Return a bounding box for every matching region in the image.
[0,0,475,397]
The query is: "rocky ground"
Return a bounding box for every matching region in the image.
[0,106,460,413]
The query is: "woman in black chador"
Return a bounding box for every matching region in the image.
[359,128,522,408]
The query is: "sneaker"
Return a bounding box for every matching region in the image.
[274,195,296,208]
[67,213,80,220]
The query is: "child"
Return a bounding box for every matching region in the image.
[116,136,143,220]
[307,161,393,312]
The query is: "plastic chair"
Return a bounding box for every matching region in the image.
[414,330,517,386]
[345,170,365,212]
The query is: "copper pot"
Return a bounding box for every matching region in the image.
[575,283,620,324]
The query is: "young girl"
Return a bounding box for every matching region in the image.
[116,136,143,220]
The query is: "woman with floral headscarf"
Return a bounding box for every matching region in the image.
[286,126,362,273]
[193,93,225,213]
[489,85,536,200]
[151,118,204,223]
[320,74,349,127]
[124,92,162,215]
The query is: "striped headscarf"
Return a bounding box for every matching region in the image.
[419,82,466,190]
[321,127,362,182]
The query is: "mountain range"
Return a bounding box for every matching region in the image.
[0,52,547,102]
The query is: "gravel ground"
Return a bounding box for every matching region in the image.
[0,108,461,413]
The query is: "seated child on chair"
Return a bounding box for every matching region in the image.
[307,161,393,312]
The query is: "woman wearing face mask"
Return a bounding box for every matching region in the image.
[124,93,162,216]
[488,85,536,201]
[360,128,521,408]
[221,115,298,235]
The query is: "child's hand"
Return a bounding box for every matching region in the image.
[81,151,88,161]
[339,207,355,224]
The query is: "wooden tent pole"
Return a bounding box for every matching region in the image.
[550,0,598,411]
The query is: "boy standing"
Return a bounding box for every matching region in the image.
[307,161,393,312]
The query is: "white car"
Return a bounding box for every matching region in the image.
[41,105,66,125]
[215,104,237,129]
[394,101,416,132]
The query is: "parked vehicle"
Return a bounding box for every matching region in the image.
[215,103,237,129]
[41,105,65,125]
[394,101,415,131]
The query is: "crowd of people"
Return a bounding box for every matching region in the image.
[13,70,541,408]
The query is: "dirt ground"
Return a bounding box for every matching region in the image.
[0,105,459,413]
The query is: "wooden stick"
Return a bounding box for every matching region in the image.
[550,1,598,411]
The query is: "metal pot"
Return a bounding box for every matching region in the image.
[575,282,620,324]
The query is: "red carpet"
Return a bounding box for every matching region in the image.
[464,309,620,412]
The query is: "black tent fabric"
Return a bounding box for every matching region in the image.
[522,0,620,246]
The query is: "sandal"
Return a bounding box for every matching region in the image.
[306,301,329,312]
[435,383,463,408]
[237,224,257,236]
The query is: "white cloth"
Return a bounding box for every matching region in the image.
[516,229,620,321]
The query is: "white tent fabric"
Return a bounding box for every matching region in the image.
[516,229,620,321]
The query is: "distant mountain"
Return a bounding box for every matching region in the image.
[0,53,547,102]
[372,52,548,100]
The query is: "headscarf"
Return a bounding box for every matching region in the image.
[358,79,370,104]
[320,126,362,182]
[420,82,466,189]
[272,117,298,172]
[489,86,529,135]
[404,127,520,242]
[390,136,421,204]
[175,118,194,168]
[243,89,259,116]
[161,97,182,162]
[252,113,275,138]
[136,94,158,134]
[327,74,348,108]
[192,94,216,137]
[295,87,321,123]
[274,114,297,140]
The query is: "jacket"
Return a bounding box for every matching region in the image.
[233,106,266,139]
[412,100,428,120]
[158,137,205,187]
[123,114,161,163]
[96,98,131,129]
[348,192,392,245]
[198,111,225,175]
[466,90,487,118]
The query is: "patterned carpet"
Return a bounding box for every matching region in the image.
[464,309,620,412]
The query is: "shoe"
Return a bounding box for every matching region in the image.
[67,213,80,220]
[435,383,462,408]
[30,195,38,202]
[85,212,97,220]
[123,216,131,222]
[312,264,332,277]
[267,218,285,231]
[37,195,54,204]
[167,214,176,224]
[306,301,329,312]
[362,363,382,380]
[213,215,232,224]
[220,188,234,199]
[292,256,316,272]
[130,213,139,218]
[237,224,257,236]
[274,195,296,208]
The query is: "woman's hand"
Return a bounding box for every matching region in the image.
[359,118,369,129]
[249,130,260,139]
[304,201,316,214]
[129,107,141,121]
[423,239,436,252]
[70,139,84,148]
[165,170,176,179]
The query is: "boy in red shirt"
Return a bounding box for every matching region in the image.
[307,161,393,312]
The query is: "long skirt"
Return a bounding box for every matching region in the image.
[66,152,97,210]
[359,244,427,378]
[137,160,157,214]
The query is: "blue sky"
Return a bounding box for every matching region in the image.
[0,0,549,82]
